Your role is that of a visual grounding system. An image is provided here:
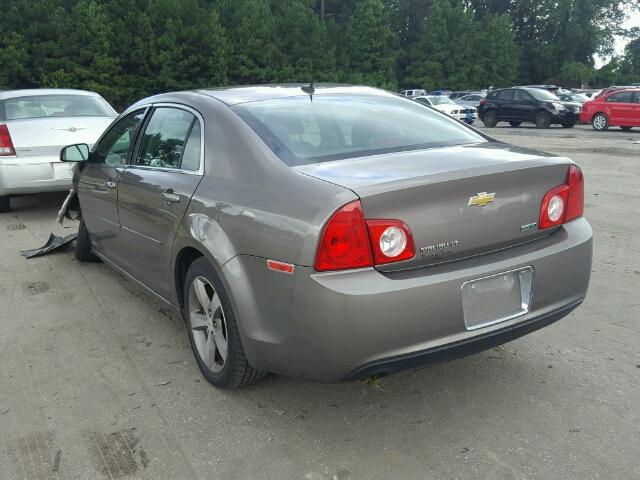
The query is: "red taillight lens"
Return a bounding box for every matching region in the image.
[565,165,584,222]
[539,165,584,229]
[366,220,415,265]
[0,124,16,156]
[315,201,373,272]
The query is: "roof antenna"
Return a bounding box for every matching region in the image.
[302,80,315,101]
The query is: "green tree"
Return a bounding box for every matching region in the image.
[338,0,398,89]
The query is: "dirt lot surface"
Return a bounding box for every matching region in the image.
[0,124,638,479]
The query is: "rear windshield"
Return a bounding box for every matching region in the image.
[3,95,114,120]
[233,94,486,166]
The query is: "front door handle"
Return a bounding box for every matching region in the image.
[104,181,117,190]
[161,190,180,205]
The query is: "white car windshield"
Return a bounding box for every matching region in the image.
[427,96,457,106]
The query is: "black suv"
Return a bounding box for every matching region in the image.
[478,87,581,129]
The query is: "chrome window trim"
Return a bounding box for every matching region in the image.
[126,102,205,176]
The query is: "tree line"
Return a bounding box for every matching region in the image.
[1,0,638,109]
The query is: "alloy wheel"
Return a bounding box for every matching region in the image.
[592,114,607,130]
[188,276,228,373]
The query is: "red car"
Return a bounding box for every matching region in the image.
[580,88,640,131]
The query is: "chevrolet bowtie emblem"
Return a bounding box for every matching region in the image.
[468,192,495,207]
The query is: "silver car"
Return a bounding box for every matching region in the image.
[59,84,592,388]
[0,89,117,212]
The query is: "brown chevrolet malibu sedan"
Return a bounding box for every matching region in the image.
[59,84,592,388]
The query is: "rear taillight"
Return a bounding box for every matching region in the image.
[539,165,584,229]
[366,220,415,265]
[565,165,584,222]
[315,201,373,272]
[0,124,16,156]
[315,201,415,272]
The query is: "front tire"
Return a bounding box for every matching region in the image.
[183,257,265,389]
[483,110,498,128]
[0,195,9,213]
[592,113,609,131]
[535,111,551,129]
[75,218,99,262]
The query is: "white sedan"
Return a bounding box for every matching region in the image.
[0,89,117,212]
[413,95,477,124]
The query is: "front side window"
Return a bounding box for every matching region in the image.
[607,92,633,103]
[135,108,198,170]
[496,90,515,100]
[233,94,486,166]
[93,111,146,166]
[4,95,114,120]
[514,90,532,102]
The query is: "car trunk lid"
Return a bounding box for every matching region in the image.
[6,117,114,158]
[296,143,571,271]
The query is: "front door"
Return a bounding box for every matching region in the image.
[117,106,203,299]
[78,110,146,266]
[512,90,536,122]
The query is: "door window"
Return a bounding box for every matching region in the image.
[94,111,146,166]
[633,93,640,104]
[514,90,532,103]
[135,107,199,170]
[606,92,633,103]
[496,89,515,101]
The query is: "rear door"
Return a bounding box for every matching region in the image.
[79,110,147,266]
[606,91,635,125]
[117,105,204,299]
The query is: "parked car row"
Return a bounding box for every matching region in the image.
[476,86,640,131]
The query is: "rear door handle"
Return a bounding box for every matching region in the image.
[161,190,180,205]
[104,181,117,190]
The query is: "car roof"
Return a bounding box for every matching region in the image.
[193,83,395,106]
[0,88,104,100]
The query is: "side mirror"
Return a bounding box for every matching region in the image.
[60,143,89,162]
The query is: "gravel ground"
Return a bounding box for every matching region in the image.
[0,124,638,479]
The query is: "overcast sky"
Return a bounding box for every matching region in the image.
[595,8,640,67]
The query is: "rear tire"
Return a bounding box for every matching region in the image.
[483,110,498,128]
[183,257,265,389]
[591,113,608,131]
[509,121,521,128]
[75,218,99,262]
[535,111,551,129]
[621,126,632,131]
[0,196,9,213]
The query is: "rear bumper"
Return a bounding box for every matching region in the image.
[0,157,73,196]
[344,299,581,380]
[223,218,592,382]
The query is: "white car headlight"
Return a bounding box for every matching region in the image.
[551,102,566,111]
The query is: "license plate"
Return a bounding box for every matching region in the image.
[461,267,534,330]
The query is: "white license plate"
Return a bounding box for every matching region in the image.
[461,267,534,330]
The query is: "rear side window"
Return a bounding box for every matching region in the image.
[135,107,199,170]
[606,92,633,103]
[233,94,486,166]
[496,90,515,100]
[4,95,114,120]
